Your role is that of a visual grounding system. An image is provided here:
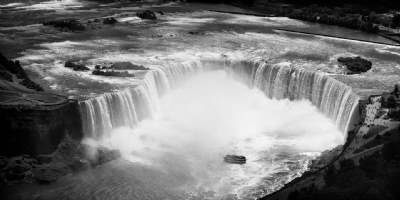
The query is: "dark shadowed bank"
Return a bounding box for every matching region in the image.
[0,52,121,189]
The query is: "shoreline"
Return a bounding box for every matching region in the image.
[204,3,400,46]
[275,28,400,46]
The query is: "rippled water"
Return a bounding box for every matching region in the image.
[0,0,399,98]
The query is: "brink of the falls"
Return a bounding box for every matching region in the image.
[79,59,359,139]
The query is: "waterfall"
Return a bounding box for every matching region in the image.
[79,59,358,138]
[202,59,360,134]
[79,63,201,138]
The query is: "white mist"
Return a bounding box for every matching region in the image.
[95,70,344,199]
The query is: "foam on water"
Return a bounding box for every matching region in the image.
[0,2,25,7]
[118,16,142,24]
[164,13,216,26]
[376,46,400,57]
[20,0,85,11]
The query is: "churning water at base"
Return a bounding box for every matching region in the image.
[83,70,343,199]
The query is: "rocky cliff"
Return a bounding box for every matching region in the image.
[0,92,83,157]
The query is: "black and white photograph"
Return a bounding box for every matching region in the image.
[0,0,399,199]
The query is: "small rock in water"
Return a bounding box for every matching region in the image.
[337,56,372,74]
[103,17,117,25]
[137,10,157,20]
[64,61,90,71]
[224,155,246,165]
[42,19,85,31]
[189,31,199,35]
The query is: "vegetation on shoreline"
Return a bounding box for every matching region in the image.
[282,1,400,34]
[288,5,380,33]
[283,0,400,11]
[186,1,400,34]
[0,52,43,92]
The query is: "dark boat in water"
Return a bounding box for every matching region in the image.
[224,155,246,164]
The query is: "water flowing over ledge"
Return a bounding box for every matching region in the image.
[205,59,360,134]
[78,63,201,137]
[78,59,359,138]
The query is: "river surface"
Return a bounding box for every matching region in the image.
[0,0,400,199]
[1,0,400,98]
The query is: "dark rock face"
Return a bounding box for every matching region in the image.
[1,137,121,185]
[137,10,157,20]
[37,155,53,165]
[43,19,85,31]
[224,155,246,164]
[337,56,372,74]
[0,100,83,157]
[110,62,149,70]
[65,61,90,71]
[103,17,117,24]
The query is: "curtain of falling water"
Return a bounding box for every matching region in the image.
[79,59,359,138]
